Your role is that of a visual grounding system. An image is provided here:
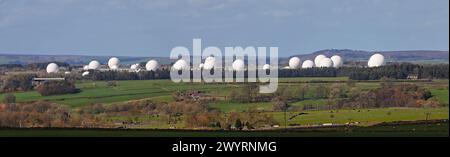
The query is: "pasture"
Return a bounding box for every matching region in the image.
[3,77,448,108]
[0,121,447,137]
[1,77,448,131]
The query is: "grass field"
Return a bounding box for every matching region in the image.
[0,77,449,137]
[429,89,449,105]
[272,107,449,126]
[0,122,447,137]
[3,78,447,108]
[3,80,238,107]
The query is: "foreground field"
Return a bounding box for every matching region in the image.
[1,77,448,131]
[0,121,447,137]
[112,107,448,129]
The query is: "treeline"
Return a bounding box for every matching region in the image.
[279,63,448,80]
[85,69,171,81]
[0,102,73,128]
[86,63,448,81]
[346,63,449,80]
[0,62,69,71]
[0,97,276,129]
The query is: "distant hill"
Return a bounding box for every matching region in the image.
[287,49,449,64]
[0,54,172,65]
[1,49,448,65]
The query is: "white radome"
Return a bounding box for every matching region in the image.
[319,58,333,68]
[172,59,188,70]
[301,60,314,68]
[108,57,120,69]
[288,57,301,69]
[203,56,215,70]
[46,63,59,73]
[262,64,270,70]
[232,59,245,71]
[314,55,326,67]
[330,55,343,68]
[146,60,159,71]
[368,53,385,67]
[82,71,90,77]
[88,60,100,70]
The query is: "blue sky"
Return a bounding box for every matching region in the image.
[0,0,448,57]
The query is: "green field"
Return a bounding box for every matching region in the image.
[3,80,237,107]
[0,122,447,137]
[1,77,448,133]
[4,78,447,108]
[429,89,449,105]
[272,107,449,126]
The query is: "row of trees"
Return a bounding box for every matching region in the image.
[0,101,104,128]
[82,63,448,81]
[279,63,449,80]
[336,84,439,109]
[85,70,171,81]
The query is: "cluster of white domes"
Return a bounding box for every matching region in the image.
[44,53,386,76]
[287,54,343,69]
[368,53,385,67]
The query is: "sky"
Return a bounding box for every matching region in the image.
[0,0,448,57]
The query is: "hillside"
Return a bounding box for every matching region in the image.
[1,49,448,65]
[288,49,449,64]
[0,54,172,65]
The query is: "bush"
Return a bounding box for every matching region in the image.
[36,81,81,96]
[3,93,16,104]
[1,74,36,92]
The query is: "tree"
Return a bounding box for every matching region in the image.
[315,84,329,98]
[1,74,35,92]
[328,83,344,110]
[234,119,242,130]
[296,85,307,100]
[272,96,290,129]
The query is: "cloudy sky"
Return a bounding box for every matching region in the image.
[0,0,448,57]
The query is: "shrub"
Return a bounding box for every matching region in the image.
[36,81,81,96]
[3,93,16,104]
